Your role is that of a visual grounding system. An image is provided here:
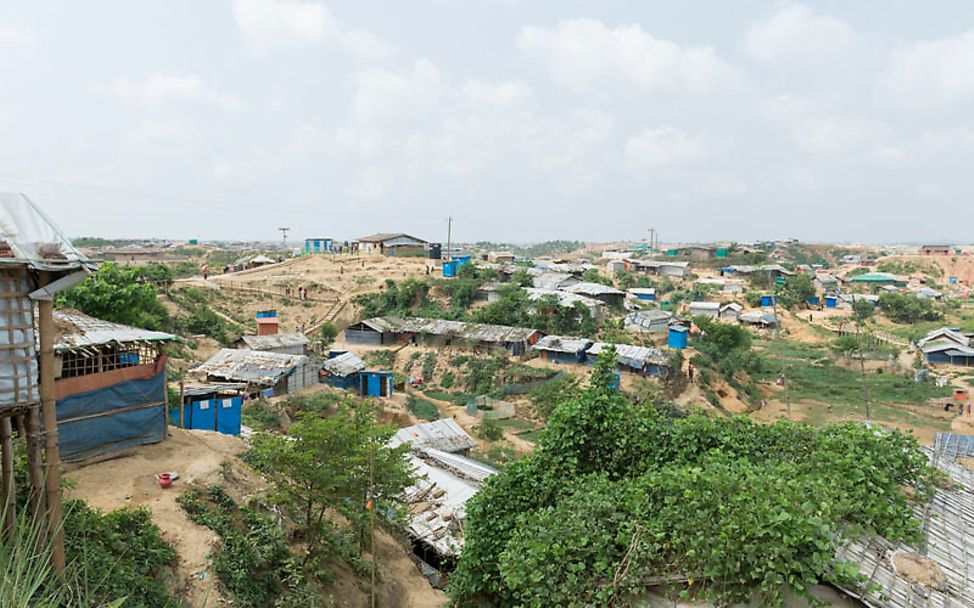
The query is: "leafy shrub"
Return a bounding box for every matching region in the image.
[318,322,338,345]
[475,417,503,441]
[440,371,455,389]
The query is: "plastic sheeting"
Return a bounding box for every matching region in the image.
[0,268,38,409]
[0,192,90,271]
[56,367,166,461]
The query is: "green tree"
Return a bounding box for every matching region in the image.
[318,321,338,345]
[852,299,874,323]
[248,405,412,559]
[57,262,170,330]
[778,273,815,309]
[878,293,942,324]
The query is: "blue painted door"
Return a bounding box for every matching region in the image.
[216,398,242,436]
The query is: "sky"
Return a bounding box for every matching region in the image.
[0,1,973,245]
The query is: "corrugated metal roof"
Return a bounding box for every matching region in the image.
[362,316,539,343]
[321,351,365,377]
[400,448,496,557]
[389,418,477,453]
[623,309,673,333]
[192,348,310,385]
[357,232,427,244]
[532,335,592,354]
[689,301,720,311]
[240,332,309,351]
[918,328,970,349]
[627,288,656,296]
[739,310,777,325]
[53,310,176,350]
[531,272,577,290]
[524,288,602,311]
[560,282,625,297]
[589,342,669,367]
[0,193,93,272]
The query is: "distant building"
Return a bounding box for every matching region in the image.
[626,259,690,278]
[487,251,515,263]
[344,316,540,355]
[688,301,720,319]
[304,237,337,254]
[848,272,907,287]
[531,335,593,364]
[586,342,669,377]
[559,281,626,308]
[718,302,743,322]
[919,328,974,367]
[921,244,952,256]
[255,310,280,336]
[355,233,428,256]
[227,253,276,273]
[623,309,673,334]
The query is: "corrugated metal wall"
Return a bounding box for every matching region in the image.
[345,329,382,345]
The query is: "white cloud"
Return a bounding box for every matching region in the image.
[0,23,36,52]
[0,103,17,131]
[111,73,240,109]
[624,126,710,170]
[791,116,887,156]
[350,60,442,124]
[231,0,392,58]
[744,2,855,65]
[885,29,974,107]
[461,79,533,106]
[518,18,737,94]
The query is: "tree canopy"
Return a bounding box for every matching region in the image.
[449,352,937,607]
[56,262,170,330]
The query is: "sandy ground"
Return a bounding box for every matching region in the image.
[65,426,447,608]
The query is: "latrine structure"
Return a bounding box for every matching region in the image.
[0,192,96,573]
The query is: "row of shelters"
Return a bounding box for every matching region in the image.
[344,317,541,355]
[532,335,670,377]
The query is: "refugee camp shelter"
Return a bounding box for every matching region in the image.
[359,370,393,397]
[531,271,578,290]
[718,302,743,322]
[345,316,541,355]
[688,301,720,319]
[921,244,952,256]
[919,328,974,367]
[238,332,309,356]
[739,310,778,328]
[320,351,366,389]
[560,281,626,307]
[390,418,476,455]
[719,264,794,280]
[356,233,428,256]
[304,237,336,254]
[170,384,244,436]
[487,251,515,263]
[668,325,688,349]
[626,259,690,278]
[192,349,318,396]
[586,342,669,377]
[255,310,280,336]
[531,335,593,364]
[523,288,604,322]
[227,253,275,273]
[53,310,177,460]
[627,288,656,301]
[849,272,907,287]
[623,309,674,334]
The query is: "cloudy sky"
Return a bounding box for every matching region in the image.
[0,1,972,244]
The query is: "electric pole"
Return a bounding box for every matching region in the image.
[855,318,871,420]
[446,216,453,262]
[278,227,290,254]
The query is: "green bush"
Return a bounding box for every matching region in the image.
[440,371,455,389]
[407,395,439,421]
[475,417,504,441]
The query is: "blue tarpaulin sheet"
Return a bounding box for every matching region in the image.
[56,369,166,461]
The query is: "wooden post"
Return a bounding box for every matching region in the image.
[178,381,185,429]
[37,298,65,574]
[1,416,15,536]
[24,404,45,522]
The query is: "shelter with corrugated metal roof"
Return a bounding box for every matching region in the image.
[344,316,541,355]
[191,348,318,397]
[532,335,593,364]
[237,332,309,356]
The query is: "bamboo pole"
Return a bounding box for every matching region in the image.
[179,380,185,429]
[1,416,15,537]
[25,404,45,522]
[37,298,65,574]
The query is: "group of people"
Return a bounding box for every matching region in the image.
[946,401,973,416]
[284,286,310,301]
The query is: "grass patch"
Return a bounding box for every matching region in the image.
[407,395,439,421]
[519,429,546,443]
[498,418,537,432]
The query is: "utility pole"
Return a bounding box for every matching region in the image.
[446,216,453,262]
[648,228,655,252]
[278,227,290,253]
[855,319,871,420]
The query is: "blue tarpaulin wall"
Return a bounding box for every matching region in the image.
[57,369,166,462]
[169,397,243,436]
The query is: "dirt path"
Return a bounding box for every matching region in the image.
[65,428,252,607]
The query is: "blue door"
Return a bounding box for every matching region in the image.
[216,398,242,436]
[190,399,217,431]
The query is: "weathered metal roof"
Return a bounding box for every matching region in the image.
[524,288,603,311]
[918,328,970,349]
[739,310,777,325]
[724,264,794,276]
[192,348,310,385]
[531,272,577,290]
[532,335,593,354]
[589,342,669,367]
[361,316,540,343]
[689,301,720,311]
[627,288,656,296]
[239,332,309,351]
[623,309,673,333]
[321,351,365,377]
[357,232,427,244]
[0,193,94,272]
[400,447,497,557]
[560,281,625,297]
[389,418,477,453]
[53,310,176,351]
[834,447,974,608]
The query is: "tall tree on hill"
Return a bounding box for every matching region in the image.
[56,262,170,330]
